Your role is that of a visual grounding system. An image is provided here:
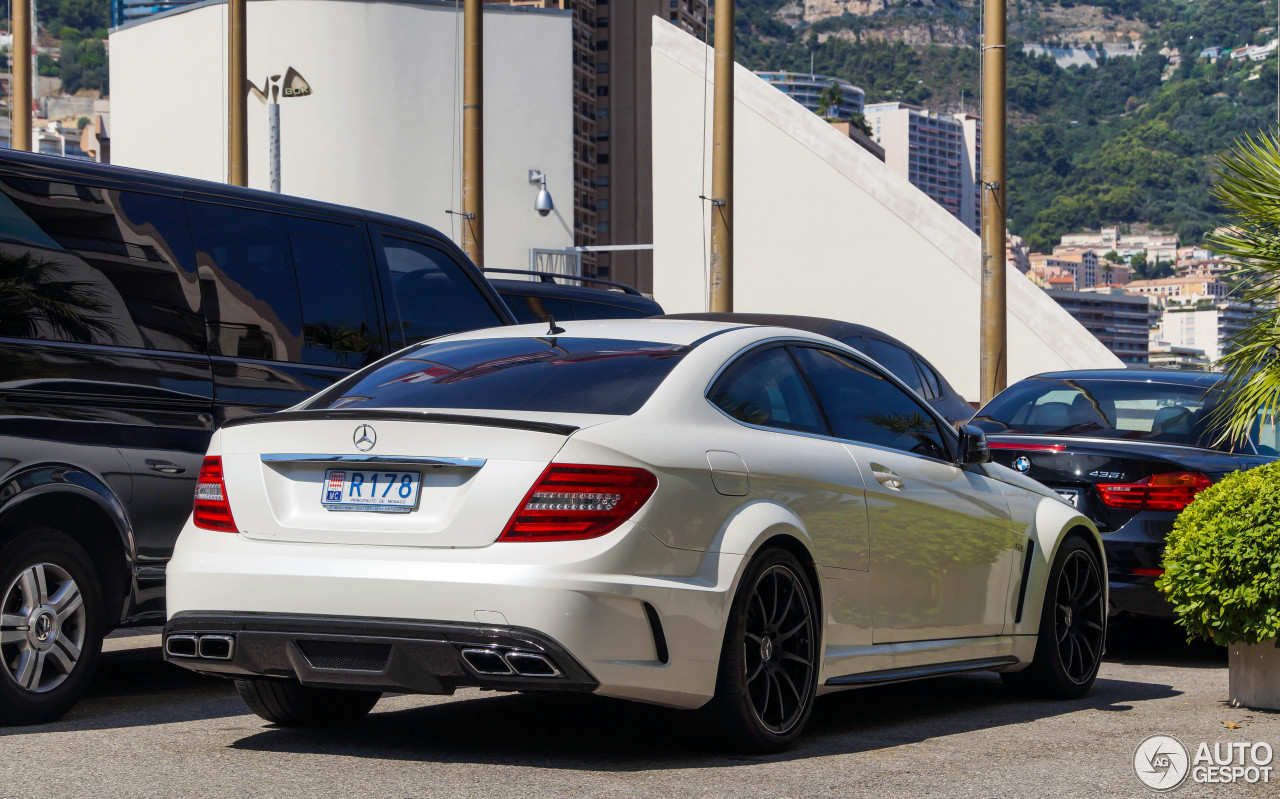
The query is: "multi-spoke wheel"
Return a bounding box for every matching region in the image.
[706,547,819,752]
[1003,537,1105,699]
[0,529,104,726]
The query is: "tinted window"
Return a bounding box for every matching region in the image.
[189,203,379,367]
[839,335,867,354]
[291,231,382,367]
[915,357,942,400]
[794,347,949,460]
[708,347,826,435]
[0,176,204,351]
[867,339,925,395]
[501,292,575,325]
[380,237,504,345]
[314,337,687,415]
[573,301,648,320]
[971,378,1230,449]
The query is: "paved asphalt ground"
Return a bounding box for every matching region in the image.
[1,619,1277,799]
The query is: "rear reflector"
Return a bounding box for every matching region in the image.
[1097,471,1212,512]
[500,464,657,542]
[1131,568,1166,577]
[193,456,238,532]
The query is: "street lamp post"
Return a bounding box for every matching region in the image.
[980,0,1008,404]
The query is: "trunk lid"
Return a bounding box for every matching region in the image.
[216,411,604,547]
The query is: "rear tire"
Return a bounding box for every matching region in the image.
[704,547,819,752]
[235,678,380,727]
[1003,536,1106,699]
[0,528,106,726]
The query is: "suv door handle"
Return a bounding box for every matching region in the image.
[870,463,904,491]
[145,459,186,475]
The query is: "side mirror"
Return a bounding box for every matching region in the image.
[957,424,991,465]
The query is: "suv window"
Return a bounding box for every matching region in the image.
[708,347,826,435]
[380,236,504,345]
[573,300,647,320]
[313,337,687,415]
[0,176,204,352]
[793,346,949,461]
[502,292,575,325]
[867,338,925,396]
[914,356,942,400]
[190,202,380,366]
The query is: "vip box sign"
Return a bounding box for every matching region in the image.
[321,469,422,512]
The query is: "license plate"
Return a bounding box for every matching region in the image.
[1054,488,1081,507]
[321,469,421,512]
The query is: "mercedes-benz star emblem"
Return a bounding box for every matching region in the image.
[353,424,377,452]
[1012,455,1031,473]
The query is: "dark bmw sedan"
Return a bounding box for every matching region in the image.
[970,369,1277,618]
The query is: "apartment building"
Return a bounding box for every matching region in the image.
[864,102,980,233]
[1158,301,1254,362]
[1126,276,1229,307]
[1060,226,1178,264]
[1030,250,1099,289]
[755,72,865,120]
[1048,287,1151,365]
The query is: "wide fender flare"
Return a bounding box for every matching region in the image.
[0,463,137,578]
[1011,495,1105,637]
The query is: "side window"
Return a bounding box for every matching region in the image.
[839,334,867,354]
[868,338,926,396]
[0,176,204,352]
[708,347,826,435]
[572,300,648,320]
[379,236,504,345]
[290,230,382,367]
[189,202,380,366]
[914,356,942,400]
[794,347,950,461]
[502,292,575,324]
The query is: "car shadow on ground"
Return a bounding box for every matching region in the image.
[225,671,1178,770]
[0,644,242,736]
[1103,616,1226,669]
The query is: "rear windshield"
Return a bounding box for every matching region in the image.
[971,378,1231,449]
[311,337,688,415]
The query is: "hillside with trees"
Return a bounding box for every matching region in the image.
[735,0,1280,250]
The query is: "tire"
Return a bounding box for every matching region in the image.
[1002,536,1106,699]
[0,527,106,726]
[235,678,380,727]
[704,547,820,752]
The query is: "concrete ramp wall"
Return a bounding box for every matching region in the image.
[650,20,1122,402]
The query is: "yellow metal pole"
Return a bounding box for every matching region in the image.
[980,0,1007,403]
[708,0,734,312]
[461,0,484,267]
[228,0,248,185]
[12,0,32,152]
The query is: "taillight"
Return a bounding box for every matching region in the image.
[1096,471,1212,512]
[500,464,657,542]
[193,456,238,532]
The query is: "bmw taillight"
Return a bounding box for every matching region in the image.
[193,456,238,532]
[1096,471,1212,512]
[500,464,657,542]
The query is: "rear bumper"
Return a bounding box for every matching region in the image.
[163,612,598,694]
[1101,513,1175,619]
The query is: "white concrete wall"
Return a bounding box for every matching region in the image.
[110,0,574,271]
[650,21,1122,402]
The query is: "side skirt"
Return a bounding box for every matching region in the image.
[824,656,1020,688]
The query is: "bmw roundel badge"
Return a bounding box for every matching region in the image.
[1012,456,1031,473]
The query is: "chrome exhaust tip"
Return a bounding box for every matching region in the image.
[460,648,513,675]
[196,634,235,661]
[164,634,198,658]
[505,652,561,678]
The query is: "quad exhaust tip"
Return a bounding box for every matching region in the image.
[460,648,562,678]
[165,633,235,661]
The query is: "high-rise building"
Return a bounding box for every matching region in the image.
[1158,301,1255,362]
[754,72,865,120]
[1048,287,1152,366]
[864,102,980,233]
[490,1,706,289]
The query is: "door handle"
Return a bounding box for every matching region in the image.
[870,463,905,491]
[145,459,186,475]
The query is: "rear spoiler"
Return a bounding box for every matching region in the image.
[220,409,579,437]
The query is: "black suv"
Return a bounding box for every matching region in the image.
[0,150,514,723]
[486,268,663,323]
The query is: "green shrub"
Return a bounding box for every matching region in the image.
[1158,462,1280,647]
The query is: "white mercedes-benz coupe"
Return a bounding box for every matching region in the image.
[163,319,1106,750]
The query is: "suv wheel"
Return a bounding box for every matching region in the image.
[0,528,105,725]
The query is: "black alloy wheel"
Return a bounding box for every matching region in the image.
[707,547,819,751]
[1054,548,1106,684]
